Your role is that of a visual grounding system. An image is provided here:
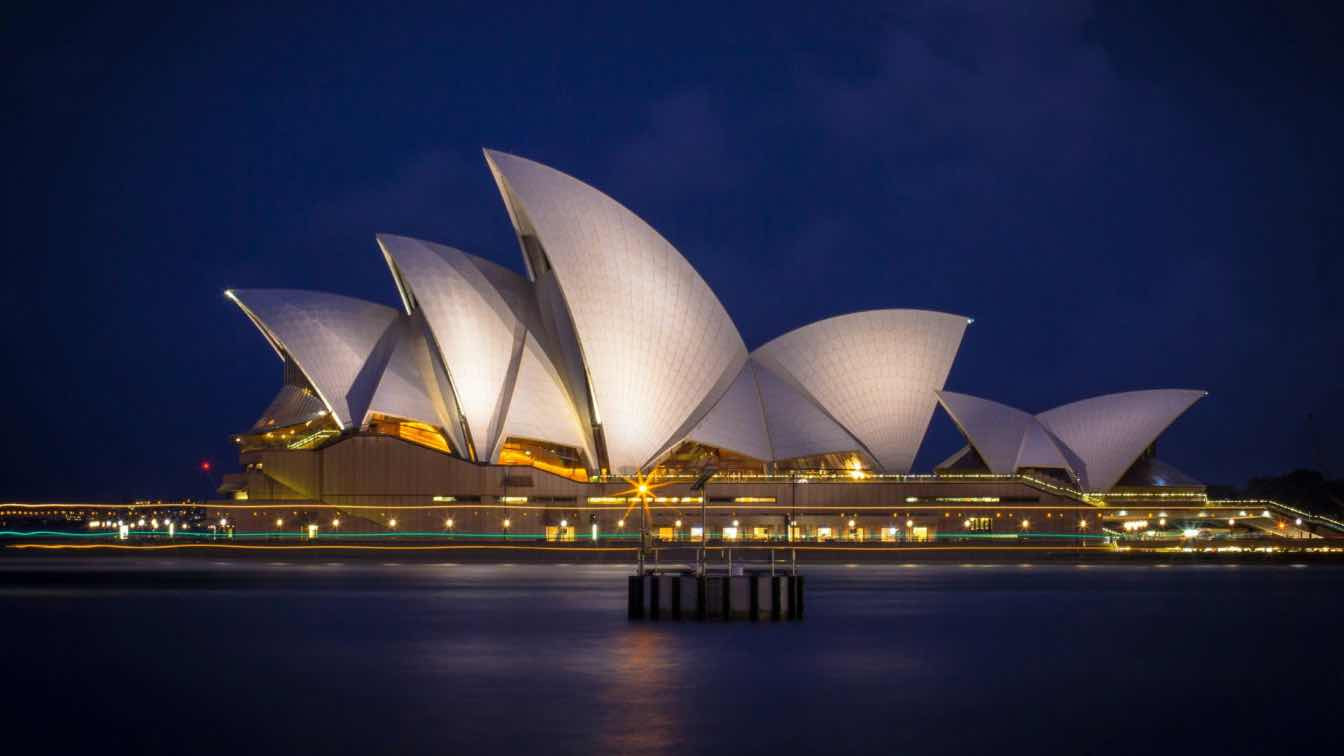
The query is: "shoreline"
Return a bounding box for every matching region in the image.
[4,541,1342,565]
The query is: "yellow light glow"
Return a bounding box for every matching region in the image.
[445,519,454,528]
[388,519,397,528]
[332,518,340,527]
[617,519,625,528]
[275,518,283,527]
[1021,519,1030,529]
[503,519,511,528]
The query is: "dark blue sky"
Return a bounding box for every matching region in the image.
[4,1,1340,500]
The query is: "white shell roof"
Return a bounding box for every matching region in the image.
[226,289,400,429]
[752,359,865,462]
[754,310,969,472]
[685,362,773,461]
[1016,420,1074,472]
[936,390,1076,480]
[377,234,523,459]
[378,233,592,464]
[1036,389,1207,491]
[490,333,593,463]
[936,391,1040,474]
[485,150,747,473]
[364,317,441,429]
[252,382,328,432]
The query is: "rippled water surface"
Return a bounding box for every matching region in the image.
[3,558,1341,755]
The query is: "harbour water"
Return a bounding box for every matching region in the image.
[3,558,1340,754]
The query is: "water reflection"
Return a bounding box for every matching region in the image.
[0,559,1341,755]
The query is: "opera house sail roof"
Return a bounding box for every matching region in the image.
[225,149,1206,490]
[936,389,1207,492]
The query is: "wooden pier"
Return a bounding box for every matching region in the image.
[628,572,805,621]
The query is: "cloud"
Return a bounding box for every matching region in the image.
[799,2,1119,192]
[607,90,741,197]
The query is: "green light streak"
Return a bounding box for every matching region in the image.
[1,528,1107,543]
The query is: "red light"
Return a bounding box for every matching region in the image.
[200,461,212,472]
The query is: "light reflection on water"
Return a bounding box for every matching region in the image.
[2,559,1342,755]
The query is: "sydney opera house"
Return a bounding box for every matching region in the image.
[214,150,1270,541]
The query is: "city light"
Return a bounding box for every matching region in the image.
[275,518,283,527]
[388,518,397,528]
[444,519,453,528]
[332,518,340,527]
[503,519,511,528]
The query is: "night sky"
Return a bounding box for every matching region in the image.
[4,1,1340,501]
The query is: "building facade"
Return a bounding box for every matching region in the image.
[218,150,1235,540]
